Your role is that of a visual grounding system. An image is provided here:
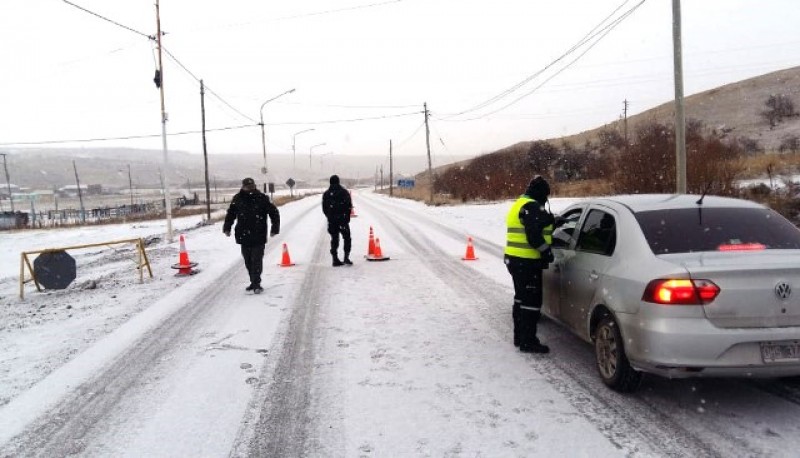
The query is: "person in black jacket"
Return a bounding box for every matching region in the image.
[223,177,280,293]
[504,176,555,353]
[322,175,353,266]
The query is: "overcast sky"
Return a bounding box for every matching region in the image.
[2,0,799,169]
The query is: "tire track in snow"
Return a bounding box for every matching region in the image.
[0,267,238,457]
[234,225,332,457]
[365,193,800,455]
[359,195,729,458]
[0,199,321,457]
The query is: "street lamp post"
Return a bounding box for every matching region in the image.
[292,129,315,171]
[0,153,13,212]
[309,143,326,169]
[259,88,296,182]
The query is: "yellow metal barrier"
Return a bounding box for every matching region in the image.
[19,238,153,299]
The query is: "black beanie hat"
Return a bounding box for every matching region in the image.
[329,174,340,185]
[242,177,255,187]
[525,176,550,202]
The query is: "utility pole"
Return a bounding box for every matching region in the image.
[0,153,13,212]
[72,160,85,223]
[424,102,433,204]
[380,164,384,190]
[200,79,211,221]
[128,164,134,207]
[673,0,687,193]
[389,139,394,197]
[155,0,174,241]
[623,99,629,155]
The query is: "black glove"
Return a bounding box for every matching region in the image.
[542,247,554,264]
[270,230,279,236]
[544,212,556,226]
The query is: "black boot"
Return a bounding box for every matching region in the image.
[520,340,550,354]
[343,253,353,265]
[332,254,344,267]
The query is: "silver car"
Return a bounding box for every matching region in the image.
[543,194,800,392]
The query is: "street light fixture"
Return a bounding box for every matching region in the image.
[292,129,315,170]
[310,143,326,169]
[260,88,296,178]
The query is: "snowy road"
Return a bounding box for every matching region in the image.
[2,192,800,457]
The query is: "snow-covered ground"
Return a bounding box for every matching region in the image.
[1,191,800,457]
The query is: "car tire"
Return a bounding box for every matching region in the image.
[594,315,642,393]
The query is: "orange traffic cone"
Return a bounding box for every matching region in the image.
[278,243,296,267]
[350,191,358,218]
[462,236,478,261]
[366,226,376,257]
[171,234,199,276]
[366,237,390,262]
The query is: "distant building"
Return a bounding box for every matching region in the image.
[57,184,89,197]
[0,184,21,198]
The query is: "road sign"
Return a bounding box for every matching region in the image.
[33,250,76,289]
[286,178,296,189]
[398,179,415,188]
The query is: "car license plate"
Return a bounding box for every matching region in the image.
[761,341,800,363]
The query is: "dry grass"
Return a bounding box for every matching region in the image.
[553,179,615,197]
[738,151,800,177]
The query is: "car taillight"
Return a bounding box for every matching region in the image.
[642,279,720,305]
[717,243,766,251]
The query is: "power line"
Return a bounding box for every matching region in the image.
[272,0,405,21]
[275,101,420,110]
[1,111,421,146]
[443,1,646,122]
[393,121,426,150]
[0,124,258,147]
[264,111,422,126]
[161,48,258,124]
[444,0,642,120]
[191,0,406,33]
[62,0,153,39]
[64,1,259,126]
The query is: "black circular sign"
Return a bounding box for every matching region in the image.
[33,250,77,290]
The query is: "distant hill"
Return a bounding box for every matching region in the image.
[430,66,800,180]
[555,66,800,152]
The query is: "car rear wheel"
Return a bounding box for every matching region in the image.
[595,315,642,392]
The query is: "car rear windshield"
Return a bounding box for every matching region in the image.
[634,207,800,254]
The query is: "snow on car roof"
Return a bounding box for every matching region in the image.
[593,194,765,213]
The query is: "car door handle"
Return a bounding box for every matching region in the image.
[589,271,599,281]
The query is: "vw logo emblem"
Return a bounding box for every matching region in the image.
[775,282,792,300]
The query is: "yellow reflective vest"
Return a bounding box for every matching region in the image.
[505,196,553,259]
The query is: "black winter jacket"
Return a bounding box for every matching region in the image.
[322,184,352,224]
[223,190,280,246]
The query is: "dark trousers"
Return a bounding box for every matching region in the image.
[241,244,265,286]
[506,260,544,346]
[327,221,351,258]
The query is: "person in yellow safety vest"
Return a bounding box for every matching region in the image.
[504,176,555,353]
